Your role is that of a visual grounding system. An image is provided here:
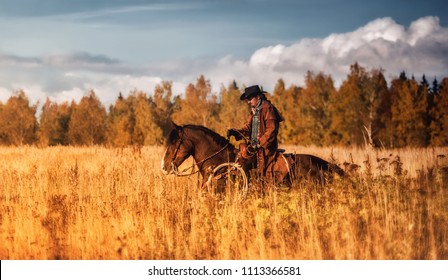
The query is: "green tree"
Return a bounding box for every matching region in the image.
[67,90,108,146]
[0,90,38,145]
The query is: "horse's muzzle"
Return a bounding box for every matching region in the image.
[160,161,177,175]
[160,158,170,175]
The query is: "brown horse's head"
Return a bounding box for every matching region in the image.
[160,122,194,174]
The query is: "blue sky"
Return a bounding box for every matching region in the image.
[0,0,447,106]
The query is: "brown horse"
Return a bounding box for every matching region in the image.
[160,123,345,188]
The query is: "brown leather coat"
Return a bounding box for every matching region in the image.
[236,99,283,174]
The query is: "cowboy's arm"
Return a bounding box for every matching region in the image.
[258,107,278,149]
[238,117,252,137]
[232,116,252,138]
[259,119,278,149]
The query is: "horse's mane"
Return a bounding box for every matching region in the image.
[183,124,233,148]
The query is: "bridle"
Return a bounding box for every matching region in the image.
[168,129,230,177]
[169,136,184,175]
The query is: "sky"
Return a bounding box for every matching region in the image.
[0,0,447,107]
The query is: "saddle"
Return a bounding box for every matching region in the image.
[236,144,294,183]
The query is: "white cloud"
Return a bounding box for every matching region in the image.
[250,44,286,69]
[207,16,448,91]
[0,87,12,103]
[84,74,162,106]
[42,52,120,67]
[0,85,45,109]
[407,16,441,45]
[50,72,189,108]
[52,88,85,104]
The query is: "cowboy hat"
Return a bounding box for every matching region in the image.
[240,85,266,100]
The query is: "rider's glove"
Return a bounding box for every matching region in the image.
[247,144,257,155]
[226,129,241,140]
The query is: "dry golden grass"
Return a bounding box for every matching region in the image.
[0,145,447,260]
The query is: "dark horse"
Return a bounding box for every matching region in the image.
[161,123,345,188]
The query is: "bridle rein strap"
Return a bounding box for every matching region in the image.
[170,131,230,177]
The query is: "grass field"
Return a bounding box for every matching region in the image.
[0,146,447,259]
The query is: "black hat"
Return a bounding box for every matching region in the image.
[240,85,266,100]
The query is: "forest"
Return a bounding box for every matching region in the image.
[0,63,447,148]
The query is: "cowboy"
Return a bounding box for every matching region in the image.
[227,85,284,179]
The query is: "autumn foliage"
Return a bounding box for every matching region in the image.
[0,64,447,147]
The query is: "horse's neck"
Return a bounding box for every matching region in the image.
[192,136,222,162]
[190,133,231,167]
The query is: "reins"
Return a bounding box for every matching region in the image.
[171,129,249,176]
[171,139,230,177]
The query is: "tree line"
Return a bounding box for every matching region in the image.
[0,63,447,148]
